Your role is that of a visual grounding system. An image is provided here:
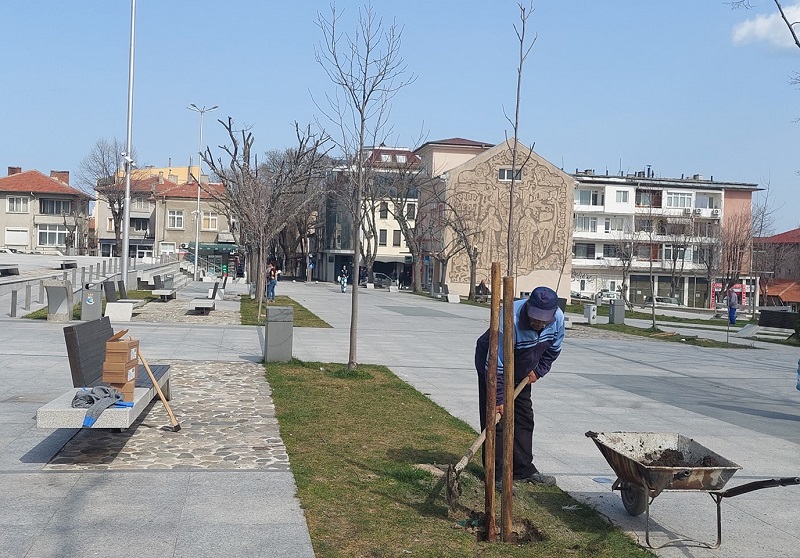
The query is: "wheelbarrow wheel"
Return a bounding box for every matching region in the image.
[621,484,648,516]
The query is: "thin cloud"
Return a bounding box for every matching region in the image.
[732,3,800,48]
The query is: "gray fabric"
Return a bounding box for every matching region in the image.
[71,386,124,425]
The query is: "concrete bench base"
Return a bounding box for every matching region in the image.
[152,289,177,301]
[208,288,224,300]
[447,293,460,304]
[189,300,215,315]
[37,372,171,430]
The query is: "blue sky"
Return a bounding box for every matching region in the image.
[2,1,798,232]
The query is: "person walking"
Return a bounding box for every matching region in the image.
[726,287,738,325]
[474,286,565,489]
[266,262,278,302]
[339,265,349,293]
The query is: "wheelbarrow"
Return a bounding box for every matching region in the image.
[586,431,799,549]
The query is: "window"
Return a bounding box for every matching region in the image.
[635,189,661,207]
[6,196,29,213]
[615,190,629,203]
[604,217,624,233]
[160,242,176,254]
[132,218,149,232]
[381,153,391,162]
[498,168,522,181]
[574,215,597,233]
[379,229,387,246]
[666,191,693,209]
[202,212,218,230]
[131,196,151,211]
[38,224,67,246]
[576,190,602,205]
[396,154,406,164]
[406,203,416,220]
[603,244,619,258]
[573,242,596,259]
[168,210,184,229]
[664,245,687,261]
[5,227,28,245]
[107,217,114,232]
[635,219,653,233]
[39,198,71,215]
[392,230,401,247]
[379,202,388,219]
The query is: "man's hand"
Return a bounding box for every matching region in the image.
[496,404,504,416]
[528,371,539,384]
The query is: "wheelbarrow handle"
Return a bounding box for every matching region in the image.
[719,477,800,499]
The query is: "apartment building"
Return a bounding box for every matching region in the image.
[94,174,233,266]
[570,169,759,308]
[0,167,91,254]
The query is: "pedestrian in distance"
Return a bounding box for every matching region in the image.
[339,265,349,293]
[474,286,565,489]
[266,262,278,302]
[726,287,738,325]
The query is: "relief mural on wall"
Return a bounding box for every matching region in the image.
[447,148,572,283]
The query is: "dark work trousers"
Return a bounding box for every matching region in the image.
[477,368,536,480]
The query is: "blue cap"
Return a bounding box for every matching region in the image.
[526,286,558,322]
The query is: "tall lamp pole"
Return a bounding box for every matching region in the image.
[187,103,218,281]
[121,0,136,287]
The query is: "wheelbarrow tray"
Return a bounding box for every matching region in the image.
[587,431,741,496]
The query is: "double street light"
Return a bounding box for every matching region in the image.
[187,103,218,281]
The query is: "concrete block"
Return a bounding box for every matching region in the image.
[104,302,133,323]
[447,293,460,304]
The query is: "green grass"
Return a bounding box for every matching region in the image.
[239,295,330,327]
[581,323,755,348]
[22,290,159,320]
[265,359,655,557]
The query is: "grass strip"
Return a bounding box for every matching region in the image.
[22,290,158,320]
[582,323,754,348]
[265,359,654,557]
[239,295,330,327]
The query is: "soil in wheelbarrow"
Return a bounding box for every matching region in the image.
[642,448,721,468]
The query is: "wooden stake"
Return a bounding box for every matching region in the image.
[484,262,501,541]
[501,275,515,542]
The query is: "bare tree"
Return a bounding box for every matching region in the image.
[204,118,329,319]
[607,222,642,309]
[315,3,415,370]
[76,139,140,257]
[503,2,536,276]
[663,217,693,298]
[720,209,752,297]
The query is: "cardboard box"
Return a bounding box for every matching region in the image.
[103,359,138,383]
[106,339,139,363]
[110,380,135,402]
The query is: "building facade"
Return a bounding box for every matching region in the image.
[94,174,235,269]
[416,138,574,298]
[0,167,91,254]
[569,169,759,308]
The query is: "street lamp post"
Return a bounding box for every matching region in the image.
[187,103,218,281]
[120,0,136,288]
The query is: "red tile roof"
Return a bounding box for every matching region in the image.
[415,137,495,151]
[764,279,800,303]
[759,227,800,244]
[0,169,89,197]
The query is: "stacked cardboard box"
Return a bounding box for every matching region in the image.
[104,339,139,402]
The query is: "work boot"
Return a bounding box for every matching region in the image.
[494,479,517,494]
[517,472,557,486]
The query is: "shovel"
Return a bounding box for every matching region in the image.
[445,379,528,510]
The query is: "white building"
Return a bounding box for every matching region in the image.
[570,169,759,308]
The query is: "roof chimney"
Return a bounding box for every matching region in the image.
[8,166,21,176]
[50,170,70,184]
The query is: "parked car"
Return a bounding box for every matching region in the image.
[642,295,682,308]
[595,290,619,303]
[360,272,393,288]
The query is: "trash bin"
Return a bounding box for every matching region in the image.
[584,303,597,325]
[81,282,103,321]
[609,298,625,325]
[263,306,294,362]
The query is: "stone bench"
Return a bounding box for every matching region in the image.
[0,263,20,276]
[152,274,177,302]
[36,317,171,430]
[189,281,218,315]
[57,259,77,269]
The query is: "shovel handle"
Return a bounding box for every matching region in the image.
[453,379,530,473]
